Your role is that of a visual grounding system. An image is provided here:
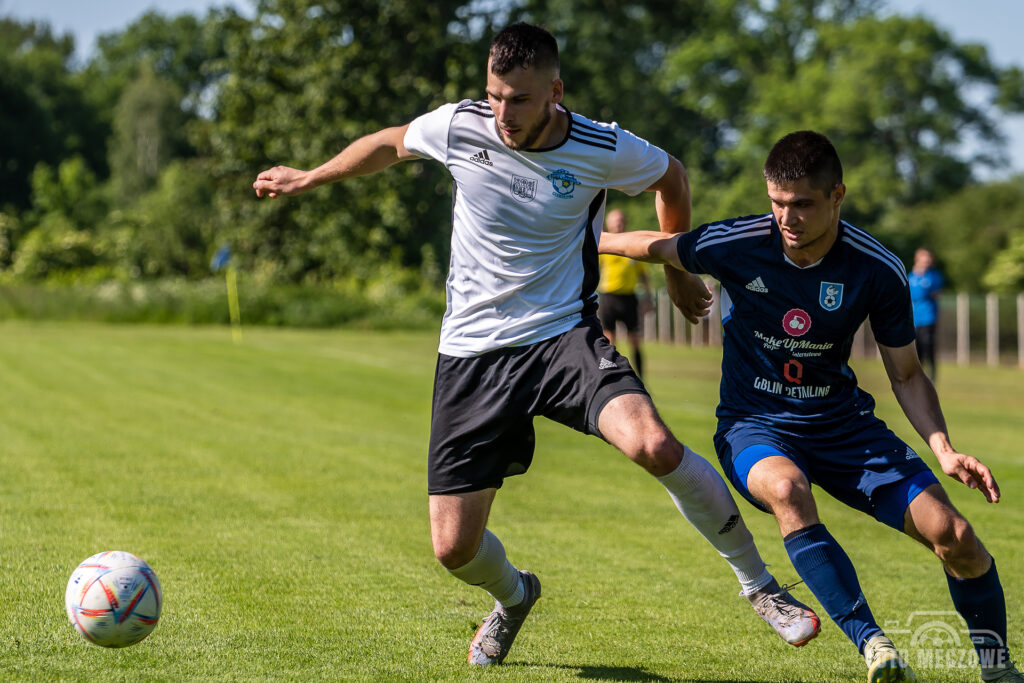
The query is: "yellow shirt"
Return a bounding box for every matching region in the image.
[598,253,646,295]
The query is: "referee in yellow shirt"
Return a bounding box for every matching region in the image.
[598,209,651,378]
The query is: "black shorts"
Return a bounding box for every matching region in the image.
[427,317,647,495]
[915,324,937,365]
[598,293,640,333]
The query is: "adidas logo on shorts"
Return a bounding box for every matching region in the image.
[598,358,617,370]
[745,276,769,293]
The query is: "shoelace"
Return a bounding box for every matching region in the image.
[759,593,799,621]
[758,581,807,623]
[866,640,899,666]
[478,614,512,655]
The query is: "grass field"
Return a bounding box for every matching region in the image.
[0,321,1021,681]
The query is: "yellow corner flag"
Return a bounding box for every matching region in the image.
[211,245,241,344]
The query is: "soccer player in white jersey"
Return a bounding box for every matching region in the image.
[253,23,820,666]
[599,130,1021,683]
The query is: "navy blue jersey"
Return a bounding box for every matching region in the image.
[676,213,915,429]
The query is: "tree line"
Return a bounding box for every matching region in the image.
[2,0,1023,295]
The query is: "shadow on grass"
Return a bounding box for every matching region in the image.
[511,662,768,682]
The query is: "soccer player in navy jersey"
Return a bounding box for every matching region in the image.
[252,23,820,667]
[600,130,1021,683]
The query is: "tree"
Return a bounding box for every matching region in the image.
[8,157,109,280]
[82,9,230,123]
[657,1,1024,225]
[876,179,1024,290]
[509,0,731,163]
[0,18,105,210]
[108,159,220,278]
[108,62,190,201]
[203,0,488,283]
[983,230,1024,293]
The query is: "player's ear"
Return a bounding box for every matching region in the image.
[551,78,563,104]
[831,183,846,208]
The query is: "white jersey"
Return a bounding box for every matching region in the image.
[404,99,669,357]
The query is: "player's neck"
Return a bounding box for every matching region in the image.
[537,107,569,148]
[782,224,839,268]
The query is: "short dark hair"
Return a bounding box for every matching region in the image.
[489,23,559,76]
[763,131,843,196]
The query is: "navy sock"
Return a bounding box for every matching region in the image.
[946,559,1010,670]
[784,523,881,652]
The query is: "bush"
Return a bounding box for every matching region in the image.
[0,276,445,329]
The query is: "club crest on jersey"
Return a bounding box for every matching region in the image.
[546,168,578,198]
[510,175,537,203]
[819,282,844,311]
[782,308,811,337]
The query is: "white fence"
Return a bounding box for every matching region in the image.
[641,287,1024,369]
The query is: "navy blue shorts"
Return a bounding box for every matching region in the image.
[714,413,938,532]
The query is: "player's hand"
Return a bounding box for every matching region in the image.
[665,269,712,324]
[938,451,1000,503]
[253,166,309,198]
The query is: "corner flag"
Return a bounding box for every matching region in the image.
[211,244,241,343]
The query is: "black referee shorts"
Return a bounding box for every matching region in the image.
[427,317,647,495]
[598,293,640,333]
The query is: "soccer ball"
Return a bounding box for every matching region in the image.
[65,551,162,647]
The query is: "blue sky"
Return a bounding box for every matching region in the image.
[3,0,1023,175]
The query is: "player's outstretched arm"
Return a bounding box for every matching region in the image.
[643,154,711,323]
[253,124,414,198]
[878,342,1000,503]
[598,231,683,267]
[648,154,690,235]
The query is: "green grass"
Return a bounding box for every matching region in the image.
[0,321,1020,681]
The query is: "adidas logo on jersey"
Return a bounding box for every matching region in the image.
[469,149,493,166]
[598,358,617,370]
[745,276,769,293]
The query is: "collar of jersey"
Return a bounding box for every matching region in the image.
[515,104,572,153]
[772,215,845,270]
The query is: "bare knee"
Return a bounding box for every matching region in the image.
[932,516,988,575]
[598,394,683,476]
[428,491,493,571]
[626,428,683,476]
[433,535,480,570]
[762,477,817,530]
[763,476,811,507]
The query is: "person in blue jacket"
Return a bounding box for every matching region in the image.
[908,247,944,380]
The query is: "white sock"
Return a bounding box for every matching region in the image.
[447,529,525,607]
[657,446,773,595]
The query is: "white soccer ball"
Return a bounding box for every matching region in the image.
[65,551,162,648]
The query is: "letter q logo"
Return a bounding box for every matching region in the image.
[782,308,811,337]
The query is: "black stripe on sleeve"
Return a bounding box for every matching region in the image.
[569,135,616,151]
[573,120,617,144]
[456,101,495,118]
